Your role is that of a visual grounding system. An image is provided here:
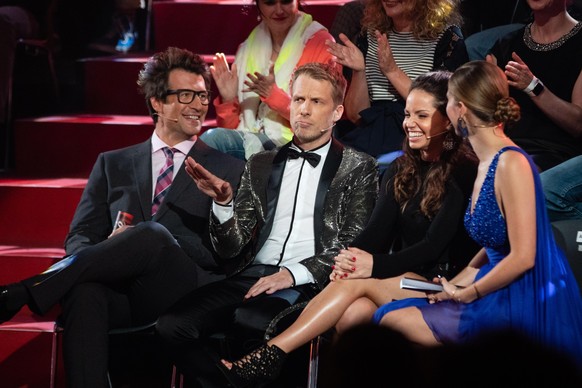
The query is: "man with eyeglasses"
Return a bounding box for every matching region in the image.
[0,47,245,387]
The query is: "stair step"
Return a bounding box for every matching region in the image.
[81,56,149,116]
[0,245,65,387]
[13,115,217,177]
[13,115,149,177]
[0,320,65,388]
[0,246,65,283]
[153,0,345,56]
[80,54,231,117]
[0,179,86,247]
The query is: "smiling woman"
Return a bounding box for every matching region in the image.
[216,70,480,387]
[326,0,468,164]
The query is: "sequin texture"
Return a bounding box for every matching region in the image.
[464,148,507,250]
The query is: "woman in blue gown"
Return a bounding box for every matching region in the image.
[374,60,582,367]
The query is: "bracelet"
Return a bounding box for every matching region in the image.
[473,284,482,299]
[451,288,461,303]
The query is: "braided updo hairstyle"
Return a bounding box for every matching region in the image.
[448,60,520,128]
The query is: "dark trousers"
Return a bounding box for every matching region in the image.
[156,264,319,386]
[22,221,212,388]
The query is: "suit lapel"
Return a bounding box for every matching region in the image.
[255,144,290,250]
[132,140,153,220]
[314,139,343,244]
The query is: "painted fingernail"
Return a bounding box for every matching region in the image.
[352,257,356,262]
[331,265,335,270]
[352,267,356,271]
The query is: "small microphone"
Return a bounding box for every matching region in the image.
[425,130,449,140]
[320,123,335,133]
[293,122,334,133]
[155,113,179,123]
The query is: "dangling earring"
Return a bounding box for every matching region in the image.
[457,117,469,138]
[442,130,455,151]
[257,14,262,22]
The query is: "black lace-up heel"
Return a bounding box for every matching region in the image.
[217,343,287,388]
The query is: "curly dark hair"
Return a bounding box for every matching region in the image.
[137,47,211,119]
[390,70,475,218]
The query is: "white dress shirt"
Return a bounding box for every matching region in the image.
[213,141,331,286]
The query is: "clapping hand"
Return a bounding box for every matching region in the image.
[326,33,365,71]
[375,30,398,75]
[184,156,233,204]
[243,62,276,98]
[210,52,239,102]
[504,52,535,91]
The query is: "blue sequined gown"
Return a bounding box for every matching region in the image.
[374,147,582,366]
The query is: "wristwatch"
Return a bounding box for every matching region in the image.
[524,77,545,97]
[530,80,545,96]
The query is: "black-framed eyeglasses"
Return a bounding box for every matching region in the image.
[165,89,211,105]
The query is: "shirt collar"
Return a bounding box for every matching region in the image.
[151,132,196,155]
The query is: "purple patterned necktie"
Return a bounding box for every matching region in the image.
[152,147,177,216]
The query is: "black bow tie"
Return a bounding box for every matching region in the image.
[287,148,321,167]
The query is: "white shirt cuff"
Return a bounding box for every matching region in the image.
[283,263,314,286]
[212,201,234,224]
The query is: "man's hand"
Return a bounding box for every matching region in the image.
[108,224,134,239]
[244,269,294,299]
[184,156,233,204]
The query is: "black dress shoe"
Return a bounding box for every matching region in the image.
[0,286,21,324]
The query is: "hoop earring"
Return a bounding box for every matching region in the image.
[457,117,469,138]
[442,130,455,151]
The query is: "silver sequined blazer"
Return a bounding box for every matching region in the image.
[209,139,379,290]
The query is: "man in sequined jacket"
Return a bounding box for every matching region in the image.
[156,62,378,386]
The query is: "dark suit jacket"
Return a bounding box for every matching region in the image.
[209,139,379,289]
[65,138,245,275]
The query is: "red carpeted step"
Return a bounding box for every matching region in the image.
[81,54,231,117]
[81,56,150,116]
[0,246,65,283]
[0,319,65,388]
[13,115,217,177]
[153,0,346,56]
[0,248,65,386]
[0,178,86,247]
[13,115,155,177]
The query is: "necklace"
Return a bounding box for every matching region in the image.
[524,22,582,51]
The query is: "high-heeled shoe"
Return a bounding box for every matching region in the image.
[216,343,287,388]
[0,286,21,324]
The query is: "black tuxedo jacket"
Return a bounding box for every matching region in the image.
[210,139,379,288]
